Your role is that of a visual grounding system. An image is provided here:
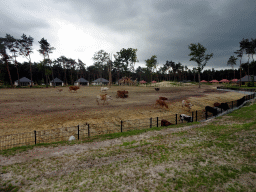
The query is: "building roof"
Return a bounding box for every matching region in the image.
[238,75,256,82]
[75,78,89,83]
[15,77,33,83]
[50,78,63,83]
[92,78,109,83]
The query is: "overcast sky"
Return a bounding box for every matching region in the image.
[1,0,256,72]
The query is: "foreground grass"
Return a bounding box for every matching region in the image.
[1,102,256,191]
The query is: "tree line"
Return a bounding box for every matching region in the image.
[0,34,255,88]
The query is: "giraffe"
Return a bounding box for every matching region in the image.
[133,78,138,86]
[118,77,126,86]
[126,77,133,86]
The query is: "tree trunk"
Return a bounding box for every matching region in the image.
[29,55,33,87]
[64,67,67,85]
[198,72,201,88]
[5,59,13,88]
[15,64,20,86]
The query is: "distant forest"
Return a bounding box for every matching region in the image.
[1,60,256,85]
[0,34,256,86]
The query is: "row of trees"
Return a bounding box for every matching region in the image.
[1,34,256,88]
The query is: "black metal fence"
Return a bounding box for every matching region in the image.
[0,89,255,151]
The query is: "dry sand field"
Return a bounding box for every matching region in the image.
[0,83,247,148]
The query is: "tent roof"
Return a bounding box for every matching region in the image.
[15,77,33,83]
[92,78,109,83]
[50,78,63,83]
[238,75,256,82]
[75,78,89,83]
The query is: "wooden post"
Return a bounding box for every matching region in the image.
[150,118,152,128]
[121,120,123,132]
[88,124,90,138]
[78,125,79,140]
[34,130,36,145]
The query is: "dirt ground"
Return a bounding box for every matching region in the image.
[0,84,246,146]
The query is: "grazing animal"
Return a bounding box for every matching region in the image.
[161,119,173,126]
[214,102,230,111]
[182,100,193,110]
[180,114,193,123]
[101,87,109,92]
[159,97,168,101]
[205,106,219,116]
[237,97,245,107]
[220,103,230,111]
[116,90,129,98]
[96,94,112,105]
[69,86,80,93]
[154,99,168,109]
[155,88,160,91]
[214,102,221,107]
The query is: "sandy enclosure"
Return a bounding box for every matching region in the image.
[0,84,246,137]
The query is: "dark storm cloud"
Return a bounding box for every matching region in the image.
[1,0,255,70]
[0,2,51,39]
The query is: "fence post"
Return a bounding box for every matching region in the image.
[176,114,177,125]
[150,118,152,128]
[88,124,90,138]
[157,117,158,127]
[34,130,36,145]
[78,125,79,140]
[192,112,194,122]
[196,111,198,122]
[121,120,123,132]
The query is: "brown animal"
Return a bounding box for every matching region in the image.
[96,94,112,105]
[182,100,193,111]
[161,119,173,126]
[154,99,168,109]
[69,86,80,93]
[214,102,221,107]
[116,90,129,98]
[155,88,160,91]
[159,97,168,100]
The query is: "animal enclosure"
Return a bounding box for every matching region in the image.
[0,85,247,149]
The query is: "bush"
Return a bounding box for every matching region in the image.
[245,82,255,87]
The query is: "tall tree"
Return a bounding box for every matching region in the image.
[227,55,238,79]
[163,61,172,81]
[5,34,21,86]
[192,67,197,82]
[92,50,109,82]
[107,53,113,87]
[0,35,14,88]
[57,56,69,85]
[145,55,157,82]
[77,59,86,80]
[234,49,243,87]
[239,38,252,79]
[118,48,138,74]
[188,43,213,88]
[38,38,55,87]
[67,58,77,85]
[18,34,34,87]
